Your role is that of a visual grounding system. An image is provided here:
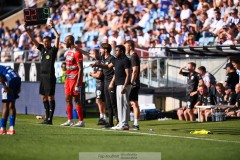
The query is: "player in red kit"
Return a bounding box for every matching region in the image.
[61,35,84,127]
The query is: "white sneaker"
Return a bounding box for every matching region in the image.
[111,124,121,130]
[118,125,129,130]
[60,120,74,126]
[72,121,85,127]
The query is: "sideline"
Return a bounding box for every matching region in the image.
[36,124,240,144]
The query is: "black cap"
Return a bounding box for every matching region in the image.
[224,63,234,69]
[225,85,232,90]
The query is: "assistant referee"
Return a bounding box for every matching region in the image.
[25,20,60,125]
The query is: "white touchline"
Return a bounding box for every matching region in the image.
[37,124,240,144]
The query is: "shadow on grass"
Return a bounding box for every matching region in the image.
[147,121,198,126]
[17,132,143,137]
[171,128,240,135]
[209,129,240,135]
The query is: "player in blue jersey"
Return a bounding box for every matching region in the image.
[0,65,21,135]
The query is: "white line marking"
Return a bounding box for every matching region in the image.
[36,124,240,144]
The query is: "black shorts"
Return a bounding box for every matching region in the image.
[39,75,56,96]
[129,86,139,101]
[186,94,198,109]
[96,82,105,101]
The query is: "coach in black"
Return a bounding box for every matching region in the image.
[179,62,203,121]
[25,20,60,124]
[91,45,131,130]
[110,45,131,130]
[223,63,239,90]
[100,43,118,128]
[125,40,141,130]
[89,49,107,125]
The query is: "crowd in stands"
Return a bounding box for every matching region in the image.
[1,0,240,62]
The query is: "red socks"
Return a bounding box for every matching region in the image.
[76,105,83,121]
[67,106,73,120]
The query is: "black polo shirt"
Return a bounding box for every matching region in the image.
[215,92,226,105]
[226,92,236,105]
[102,55,115,84]
[37,44,58,76]
[225,71,239,90]
[93,60,104,84]
[197,93,216,105]
[130,52,140,87]
[182,71,202,96]
[112,55,131,85]
[236,93,240,108]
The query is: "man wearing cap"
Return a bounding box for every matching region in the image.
[163,16,172,33]
[159,25,169,44]
[224,85,236,106]
[223,63,239,90]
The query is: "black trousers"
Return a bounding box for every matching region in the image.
[104,82,118,126]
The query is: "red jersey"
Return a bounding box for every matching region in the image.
[65,49,83,84]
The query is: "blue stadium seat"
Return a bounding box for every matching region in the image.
[203,37,209,46]
[87,40,93,47]
[55,25,61,34]
[71,23,81,35]
[157,10,165,17]
[198,37,204,46]
[82,32,89,42]
[207,37,215,45]
[151,11,158,20]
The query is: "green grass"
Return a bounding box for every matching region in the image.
[0,114,240,160]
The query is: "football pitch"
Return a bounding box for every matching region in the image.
[0,115,240,160]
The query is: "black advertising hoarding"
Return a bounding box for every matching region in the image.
[14,62,41,82]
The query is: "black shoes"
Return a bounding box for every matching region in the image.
[102,123,114,129]
[40,119,52,125]
[130,125,140,130]
[97,118,108,125]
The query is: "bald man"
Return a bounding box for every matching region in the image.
[61,35,85,127]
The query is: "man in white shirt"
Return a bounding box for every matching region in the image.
[180,2,192,21]
[209,11,224,35]
[108,30,124,45]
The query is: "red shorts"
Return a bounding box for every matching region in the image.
[65,79,82,96]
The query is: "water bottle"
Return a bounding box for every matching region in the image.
[219,112,223,121]
[215,110,219,122]
[222,111,226,121]
[207,97,211,105]
[211,111,215,122]
[187,101,191,109]
[130,111,134,121]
